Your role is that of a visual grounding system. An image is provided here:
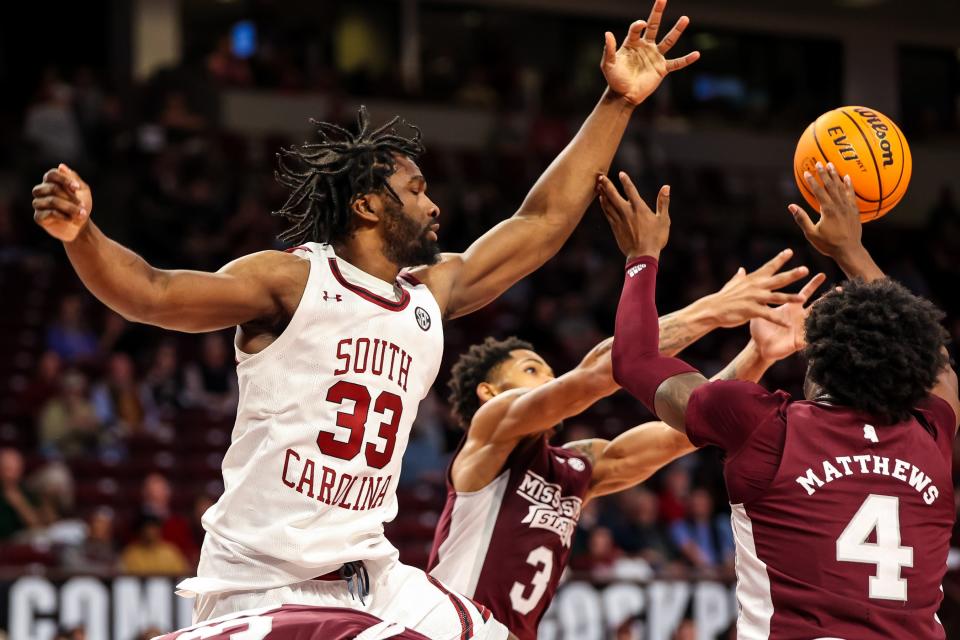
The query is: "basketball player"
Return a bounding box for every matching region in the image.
[155,605,431,640]
[428,258,823,639]
[599,163,959,639]
[31,2,700,636]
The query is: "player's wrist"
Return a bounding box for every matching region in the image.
[602,86,639,110]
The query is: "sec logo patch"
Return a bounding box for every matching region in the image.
[568,458,586,472]
[415,306,431,331]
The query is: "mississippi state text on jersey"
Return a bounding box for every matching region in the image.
[178,243,444,596]
[157,604,432,639]
[428,437,592,640]
[686,381,956,640]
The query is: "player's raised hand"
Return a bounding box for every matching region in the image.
[706,249,810,328]
[32,164,93,242]
[601,0,700,105]
[750,272,827,360]
[789,161,862,260]
[597,172,670,260]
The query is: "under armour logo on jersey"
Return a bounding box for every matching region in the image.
[323,291,343,302]
[863,424,879,443]
[414,306,431,331]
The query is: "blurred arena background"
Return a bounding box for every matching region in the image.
[0,1,958,638]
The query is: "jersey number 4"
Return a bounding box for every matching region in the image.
[836,494,914,601]
[318,381,402,469]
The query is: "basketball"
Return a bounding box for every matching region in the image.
[794,106,912,222]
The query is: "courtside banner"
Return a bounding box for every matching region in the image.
[0,576,739,639]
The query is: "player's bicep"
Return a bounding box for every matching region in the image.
[146,251,304,333]
[587,422,696,499]
[419,217,556,319]
[653,372,710,433]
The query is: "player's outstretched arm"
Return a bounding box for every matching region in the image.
[597,172,809,432]
[32,165,306,333]
[415,0,700,320]
[791,162,959,426]
[565,275,825,500]
[790,161,884,282]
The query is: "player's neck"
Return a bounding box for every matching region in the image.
[332,237,401,284]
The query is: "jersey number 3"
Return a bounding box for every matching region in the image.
[510,546,553,615]
[836,494,914,601]
[318,381,402,469]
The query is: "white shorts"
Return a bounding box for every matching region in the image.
[188,556,509,640]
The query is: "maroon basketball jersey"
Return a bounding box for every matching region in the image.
[157,604,432,640]
[687,381,957,640]
[428,436,593,640]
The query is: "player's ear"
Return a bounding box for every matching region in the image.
[351,193,381,223]
[477,382,499,403]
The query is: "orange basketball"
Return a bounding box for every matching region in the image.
[793,106,911,222]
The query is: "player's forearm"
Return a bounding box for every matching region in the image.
[64,222,166,323]
[657,298,719,357]
[711,339,774,384]
[516,89,635,242]
[589,423,695,498]
[833,245,885,282]
[612,257,698,411]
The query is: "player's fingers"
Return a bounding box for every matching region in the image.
[598,175,630,216]
[764,291,805,305]
[788,204,817,236]
[643,0,667,42]
[32,195,86,219]
[803,170,831,211]
[624,20,647,47]
[656,184,670,218]
[32,182,79,203]
[665,51,700,73]
[823,162,846,202]
[33,208,71,225]
[798,273,828,305]
[602,32,617,66]
[658,15,689,54]
[764,265,810,290]
[755,248,794,276]
[57,163,88,191]
[618,172,649,213]
[43,168,80,193]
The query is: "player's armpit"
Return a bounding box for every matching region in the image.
[580,422,696,501]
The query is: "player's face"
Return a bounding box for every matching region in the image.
[492,350,556,392]
[380,155,441,267]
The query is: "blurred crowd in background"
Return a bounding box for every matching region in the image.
[0,4,958,638]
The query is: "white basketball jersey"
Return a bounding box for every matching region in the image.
[178,243,443,596]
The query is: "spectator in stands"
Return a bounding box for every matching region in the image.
[17,350,62,417]
[45,295,98,364]
[140,472,197,561]
[61,506,118,573]
[571,526,623,580]
[658,464,691,524]
[24,75,84,166]
[605,488,678,572]
[141,340,183,413]
[92,353,146,437]
[0,449,39,540]
[37,371,102,458]
[182,333,238,416]
[669,488,735,579]
[120,513,189,576]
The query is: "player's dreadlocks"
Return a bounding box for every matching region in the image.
[448,336,534,429]
[804,278,949,424]
[273,106,425,246]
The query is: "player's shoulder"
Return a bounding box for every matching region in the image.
[691,379,791,405]
[220,247,312,277]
